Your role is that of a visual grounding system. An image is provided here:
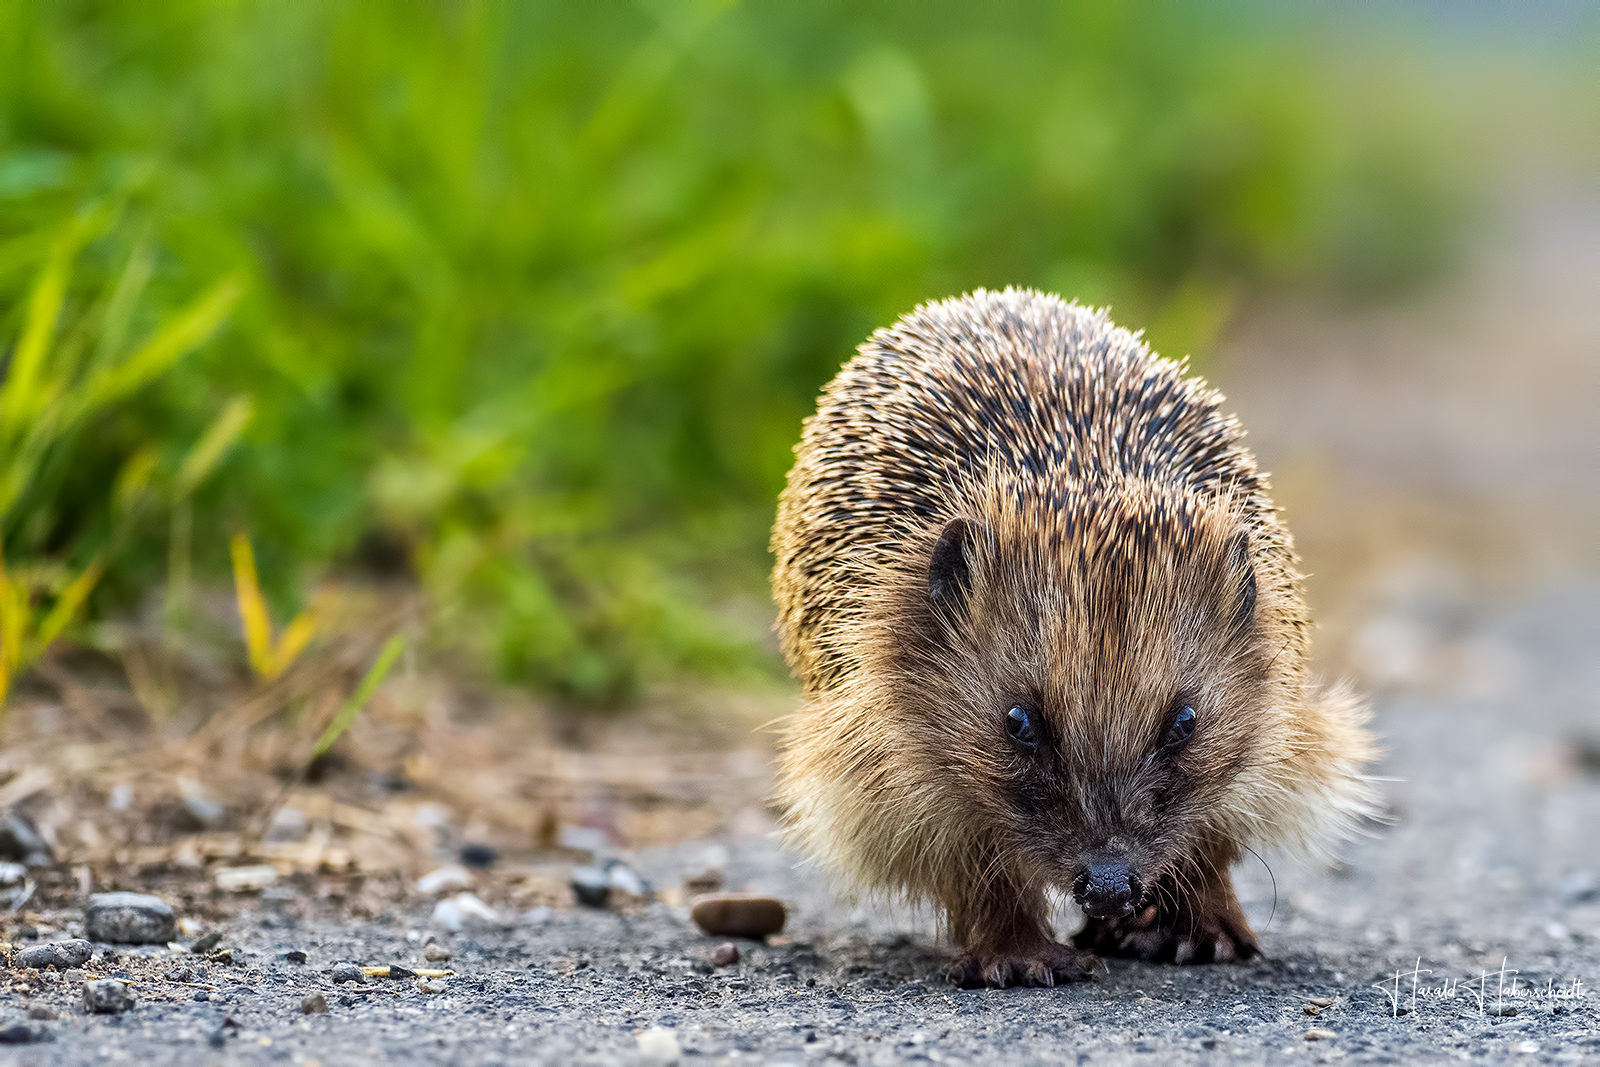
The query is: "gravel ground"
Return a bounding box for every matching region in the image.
[1,577,1597,1066]
[4,198,1599,1066]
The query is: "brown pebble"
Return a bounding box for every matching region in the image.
[689,894,786,939]
[302,992,328,1014]
[1303,1005,1320,1015]
[1308,997,1334,1007]
[711,942,740,967]
[684,868,724,894]
[1304,1029,1336,1041]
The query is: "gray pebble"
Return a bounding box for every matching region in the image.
[193,990,209,1002]
[0,809,53,866]
[83,978,137,1014]
[302,991,329,1014]
[459,842,498,868]
[0,1025,37,1045]
[16,938,93,970]
[85,892,177,944]
[330,962,364,983]
[570,866,610,908]
[181,789,226,827]
[26,1005,55,1020]
[1560,870,1597,904]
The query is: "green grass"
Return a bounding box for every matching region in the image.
[0,0,1482,702]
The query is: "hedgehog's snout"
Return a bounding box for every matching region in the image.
[1073,854,1141,919]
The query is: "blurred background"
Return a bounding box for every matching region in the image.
[0,1,1596,892]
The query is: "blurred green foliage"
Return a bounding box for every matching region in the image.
[0,0,1470,702]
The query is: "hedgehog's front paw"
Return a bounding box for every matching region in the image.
[951,940,1088,988]
[1074,895,1258,964]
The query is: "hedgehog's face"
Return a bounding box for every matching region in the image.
[905,493,1277,916]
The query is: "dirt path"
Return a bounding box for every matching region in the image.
[4,198,1600,1065]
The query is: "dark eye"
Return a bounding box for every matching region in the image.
[1162,705,1196,751]
[1005,705,1038,751]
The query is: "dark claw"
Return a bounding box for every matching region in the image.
[951,942,1090,988]
[1074,898,1259,964]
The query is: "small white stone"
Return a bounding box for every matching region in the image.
[636,1026,681,1064]
[431,891,500,932]
[416,865,474,894]
[214,865,277,891]
[607,862,649,896]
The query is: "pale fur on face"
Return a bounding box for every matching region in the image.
[776,472,1376,916]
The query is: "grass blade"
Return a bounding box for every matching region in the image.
[175,395,253,498]
[30,555,105,659]
[0,229,75,438]
[311,635,404,759]
[91,239,156,373]
[229,531,275,678]
[112,447,159,515]
[80,273,245,416]
[0,546,16,708]
[269,597,326,679]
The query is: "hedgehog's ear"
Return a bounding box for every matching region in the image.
[929,517,985,608]
[1226,531,1257,635]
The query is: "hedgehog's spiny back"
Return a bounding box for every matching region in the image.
[771,288,1289,693]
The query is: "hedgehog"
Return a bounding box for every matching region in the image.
[769,288,1375,988]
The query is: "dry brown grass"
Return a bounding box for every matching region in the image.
[0,583,786,922]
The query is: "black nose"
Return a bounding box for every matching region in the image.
[1074,856,1141,919]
